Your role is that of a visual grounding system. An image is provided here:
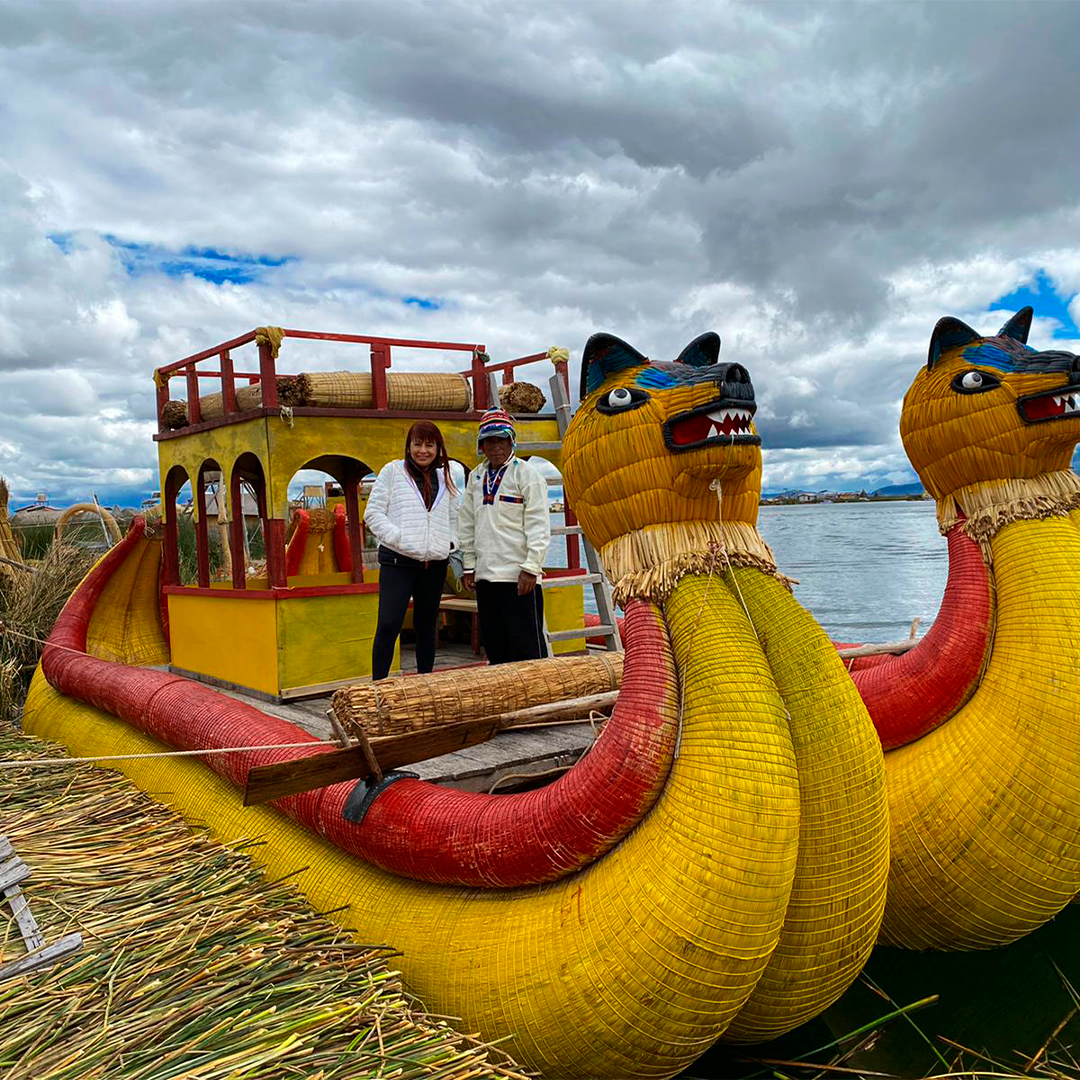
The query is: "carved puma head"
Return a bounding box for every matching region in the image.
[562,332,763,553]
[902,307,1080,500]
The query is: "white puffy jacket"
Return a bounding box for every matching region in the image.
[364,460,458,563]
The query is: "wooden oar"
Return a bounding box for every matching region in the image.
[242,691,618,806]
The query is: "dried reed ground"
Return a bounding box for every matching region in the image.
[0,725,528,1080]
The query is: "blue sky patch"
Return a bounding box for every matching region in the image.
[992,271,1078,338]
[50,232,298,285]
[403,295,442,310]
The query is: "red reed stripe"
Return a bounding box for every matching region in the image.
[844,523,992,749]
[42,519,679,887]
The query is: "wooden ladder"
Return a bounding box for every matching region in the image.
[490,371,622,654]
[0,834,82,983]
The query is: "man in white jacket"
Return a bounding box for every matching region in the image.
[460,408,551,664]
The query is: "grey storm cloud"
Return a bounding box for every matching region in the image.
[1,0,1080,503]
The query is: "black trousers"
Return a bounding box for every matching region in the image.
[371,550,449,681]
[475,580,548,665]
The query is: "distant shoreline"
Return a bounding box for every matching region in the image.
[759,495,929,506]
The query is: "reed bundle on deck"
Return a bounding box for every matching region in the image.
[162,371,473,428]
[333,653,624,737]
[0,724,527,1080]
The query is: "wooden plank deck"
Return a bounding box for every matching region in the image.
[202,642,598,793]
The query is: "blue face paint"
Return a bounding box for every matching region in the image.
[633,368,678,390]
[961,341,1035,373]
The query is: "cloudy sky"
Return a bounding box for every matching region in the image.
[2,0,1080,507]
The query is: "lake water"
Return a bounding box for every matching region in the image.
[758,500,946,642]
[552,499,948,641]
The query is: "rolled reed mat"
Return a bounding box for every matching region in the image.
[299,370,472,412]
[333,652,624,737]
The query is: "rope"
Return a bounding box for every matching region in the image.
[0,739,352,769]
[0,623,98,659]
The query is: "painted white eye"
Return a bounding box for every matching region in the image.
[606,387,633,408]
[961,371,984,389]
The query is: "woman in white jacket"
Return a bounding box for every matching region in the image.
[364,420,458,680]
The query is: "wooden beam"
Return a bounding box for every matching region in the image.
[836,639,919,659]
[242,690,618,805]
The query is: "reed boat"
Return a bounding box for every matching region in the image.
[26,309,1080,1076]
[24,325,892,1078]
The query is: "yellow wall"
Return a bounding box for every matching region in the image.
[168,592,279,695]
[157,412,563,522]
[545,582,586,656]
[277,590,386,692]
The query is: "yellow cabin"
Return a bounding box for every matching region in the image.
[154,327,588,701]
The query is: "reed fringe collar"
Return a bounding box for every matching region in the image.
[601,521,785,606]
[937,470,1080,542]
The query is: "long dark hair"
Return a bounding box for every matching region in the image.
[404,420,455,505]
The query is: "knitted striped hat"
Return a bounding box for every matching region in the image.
[477,407,516,450]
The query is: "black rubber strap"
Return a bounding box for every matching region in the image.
[342,770,419,825]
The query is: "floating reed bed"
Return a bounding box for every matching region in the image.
[0,542,95,724]
[0,725,529,1080]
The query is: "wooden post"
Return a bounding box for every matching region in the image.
[258,339,278,409]
[265,518,288,588]
[194,471,210,589]
[229,471,246,589]
[220,349,237,414]
[344,466,365,584]
[371,343,390,411]
[186,365,202,425]
[471,347,488,410]
[162,478,181,586]
[155,374,170,432]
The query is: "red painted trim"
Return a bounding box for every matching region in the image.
[332,503,354,575]
[848,522,993,749]
[44,530,679,890]
[229,471,246,590]
[152,407,504,440]
[220,349,237,414]
[186,367,202,425]
[264,518,287,588]
[258,341,278,409]
[283,329,481,351]
[159,330,259,373]
[165,585,277,600]
[156,381,170,432]
[276,582,380,598]
[194,471,210,589]
[371,343,390,411]
[543,567,590,579]
[163,581,381,600]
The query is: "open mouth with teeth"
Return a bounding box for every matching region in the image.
[664,399,760,452]
[1017,384,1080,424]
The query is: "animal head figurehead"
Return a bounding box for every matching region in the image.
[902,307,1080,506]
[561,332,763,559]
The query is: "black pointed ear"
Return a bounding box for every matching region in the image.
[676,332,721,368]
[998,306,1033,344]
[927,316,981,368]
[580,333,648,398]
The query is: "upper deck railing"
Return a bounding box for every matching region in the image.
[152,328,567,437]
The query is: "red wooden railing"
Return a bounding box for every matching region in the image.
[155,329,579,592]
[153,330,568,434]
